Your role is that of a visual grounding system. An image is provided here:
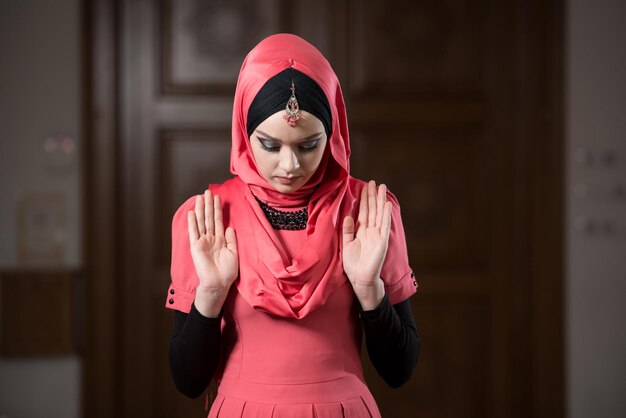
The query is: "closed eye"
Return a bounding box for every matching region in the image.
[299,140,320,152]
[256,136,321,153]
[258,138,280,152]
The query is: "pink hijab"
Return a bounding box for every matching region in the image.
[167,34,416,319]
[230,33,349,208]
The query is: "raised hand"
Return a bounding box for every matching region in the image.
[187,189,238,317]
[342,180,392,310]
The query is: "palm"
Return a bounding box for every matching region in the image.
[343,225,388,285]
[188,190,239,290]
[190,231,238,288]
[342,181,392,287]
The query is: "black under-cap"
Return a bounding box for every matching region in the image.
[246,68,332,138]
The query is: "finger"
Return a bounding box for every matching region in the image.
[205,189,215,236]
[357,184,368,231]
[368,180,377,227]
[225,226,238,256]
[376,183,387,228]
[195,194,206,235]
[381,201,393,242]
[188,210,199,241]
[342,216,355,245]
[214,194,225,239]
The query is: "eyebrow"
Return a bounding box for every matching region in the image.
[255,130,323,143]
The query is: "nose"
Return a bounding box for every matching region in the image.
[278,147,300,174]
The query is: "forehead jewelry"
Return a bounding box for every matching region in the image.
[283,79,301,127]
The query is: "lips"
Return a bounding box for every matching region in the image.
[276,176,301,185]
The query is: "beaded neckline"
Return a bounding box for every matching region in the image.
[255,197,308,230]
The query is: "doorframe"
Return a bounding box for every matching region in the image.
[82,0,122,416]
[518,0,565,414]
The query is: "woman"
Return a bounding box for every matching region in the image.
[166,33,419,417]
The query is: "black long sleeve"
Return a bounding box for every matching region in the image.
[168,303,223,398]
[169,294,419,398]
[357,293,420,388]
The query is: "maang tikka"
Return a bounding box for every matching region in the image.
[283,79,301,126]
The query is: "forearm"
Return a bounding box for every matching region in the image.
[168,302,223,398]
[358,294,420,388]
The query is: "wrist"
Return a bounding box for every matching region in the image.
[196,283,231,295]
[194,286,230,318]
[358,292,390,318]
[353,278,385,311]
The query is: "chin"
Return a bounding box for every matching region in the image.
[269,176,307,193]
[272,183,301,193]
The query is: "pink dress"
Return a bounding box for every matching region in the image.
[166,188,418,417]
[208,279,379,417]
[207,228,380,417]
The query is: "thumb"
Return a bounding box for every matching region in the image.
[225,226,238,255]
[342,216,355,246]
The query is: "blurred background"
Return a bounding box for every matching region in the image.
[0,0,624,417]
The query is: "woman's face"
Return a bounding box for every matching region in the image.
[250,110,327,193]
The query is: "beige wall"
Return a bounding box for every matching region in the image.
[0,0,81,417]
[566,0,626,416]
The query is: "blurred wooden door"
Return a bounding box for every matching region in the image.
[86,0,563,417]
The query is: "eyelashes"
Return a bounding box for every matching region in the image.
[259,142,280,152]
[298,142,320,152]
[258,138,320,153]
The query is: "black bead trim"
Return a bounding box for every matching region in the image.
[255,197,308,230]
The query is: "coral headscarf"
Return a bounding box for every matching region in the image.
[230,34,350,208]
[166,34,417,319]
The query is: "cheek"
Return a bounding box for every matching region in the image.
[303,149,325,173]
[256,154,276,176]
[251,149,263,167]
[250,146,274,177]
